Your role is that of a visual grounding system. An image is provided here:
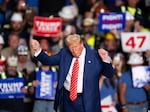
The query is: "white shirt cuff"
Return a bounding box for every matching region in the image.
[102,57,112,63]
[34,48,42,57]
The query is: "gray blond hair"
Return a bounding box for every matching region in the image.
[65,34,82,46]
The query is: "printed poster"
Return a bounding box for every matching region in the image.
[34,16,62,37]
[99,12,125,32]
[0,78,25,99]
[121,32,150,52]
[35,70,56,100]
[132,66,150,88]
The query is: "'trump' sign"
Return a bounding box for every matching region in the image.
[0,78,24,99]
[36,70,56,100]
[34,16,62,37]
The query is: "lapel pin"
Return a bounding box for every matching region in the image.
[88,60,91,63]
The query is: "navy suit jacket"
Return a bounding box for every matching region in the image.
[35,46,114,112]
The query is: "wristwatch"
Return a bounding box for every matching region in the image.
[122,104,127,109]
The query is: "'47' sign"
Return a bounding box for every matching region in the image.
[121,32,150,52]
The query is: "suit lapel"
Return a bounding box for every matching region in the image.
[83,47,93,87]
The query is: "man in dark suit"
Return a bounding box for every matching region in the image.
[30,34,114,112]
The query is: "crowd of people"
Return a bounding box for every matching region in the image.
[0,0,150,112]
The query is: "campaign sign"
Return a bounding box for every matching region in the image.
[36,70,56,100]
[121,32,150,52]
[34,16,62,37]
[132,66,150,88]
[99,12,125,32]
[0,78,24,99]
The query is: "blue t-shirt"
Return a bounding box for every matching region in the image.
[100,78,117,102]
[119,70,147,102]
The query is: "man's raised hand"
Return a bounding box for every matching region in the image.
[30,38,41,56]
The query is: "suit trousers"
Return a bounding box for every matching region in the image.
[63,88,85,112]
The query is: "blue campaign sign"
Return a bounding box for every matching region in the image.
[36,70,56,100]
[0,78,25,99]
[132,66,150,88]
[98,12,125,32]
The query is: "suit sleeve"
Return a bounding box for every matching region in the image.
[95,50,114,78]
[34,50,61,66]
[102,62,114,78]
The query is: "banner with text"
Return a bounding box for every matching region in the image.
[121,32,150,52]
[132,66,150,88]
[34,16,62,37]
[35,70,56,100]
[99,12,125,32]
[0,78,25,99]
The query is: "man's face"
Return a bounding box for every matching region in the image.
[83,25,93,34]
[9,35,19,49]
[7,66,17,76]
[11,21,23,32]
[104,39,118,51]
[18,55,28,63]
[68,41,84,58]
[128,0,139,7]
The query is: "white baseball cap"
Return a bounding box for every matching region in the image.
[11,13,23,22]
[7,56,18,66]
[83,18,94,26]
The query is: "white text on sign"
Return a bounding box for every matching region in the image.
[35,21,61,32]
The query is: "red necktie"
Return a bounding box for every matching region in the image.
[69,58,79,101]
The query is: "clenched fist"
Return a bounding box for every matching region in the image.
[30,38,41,56]
[98,48,111,63]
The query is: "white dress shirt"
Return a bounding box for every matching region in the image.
[64,48,86,93]
[34,48,42,57]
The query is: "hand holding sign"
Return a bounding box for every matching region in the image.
[22,87,28,94]
[32,80,39,87]
[143,84,150,91]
